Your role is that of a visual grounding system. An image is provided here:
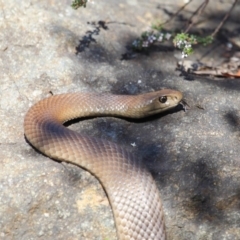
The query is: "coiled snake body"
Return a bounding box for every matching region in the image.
[24,89,182,240]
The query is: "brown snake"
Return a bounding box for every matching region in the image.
[24,89,183,240]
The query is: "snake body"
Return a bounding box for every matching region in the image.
[24,89,182,240]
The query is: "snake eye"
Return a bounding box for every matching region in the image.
[159,96,167,103]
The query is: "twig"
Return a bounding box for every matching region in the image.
[184,0,209,33]
[211,0,238,37]
[161,0,194,25]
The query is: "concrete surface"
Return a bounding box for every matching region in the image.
[0,0,240,239]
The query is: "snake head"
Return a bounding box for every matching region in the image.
[136,89,183,117]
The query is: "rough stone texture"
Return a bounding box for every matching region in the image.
[0,0,240,239]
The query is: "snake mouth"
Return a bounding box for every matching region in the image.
[146,102,182,116]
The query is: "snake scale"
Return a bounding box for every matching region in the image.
[24,89,183,240]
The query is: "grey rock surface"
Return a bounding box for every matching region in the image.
[0,0,240,240]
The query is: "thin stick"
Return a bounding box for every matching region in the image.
[211,0,238,37]
[161,0,194,25]
[184,0,209,33]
